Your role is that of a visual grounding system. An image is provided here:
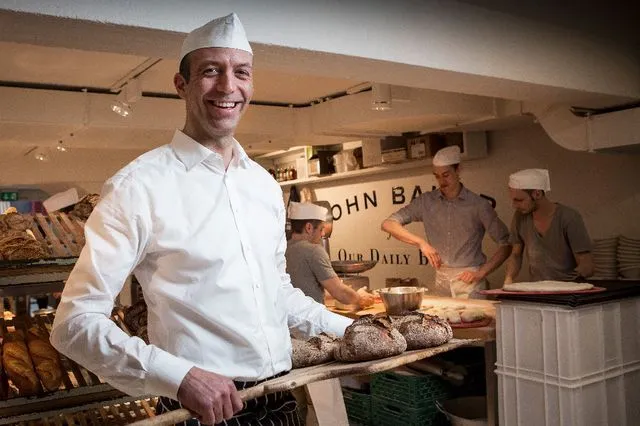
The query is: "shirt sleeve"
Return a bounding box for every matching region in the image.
[387,196,425,225]
[275,205,352,338]
[564,209,592,254]
[50,175,194,400]
[307,245,338,282]
[508,213,523,246]
[478,202,510,245]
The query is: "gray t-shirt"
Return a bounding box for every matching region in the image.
[509,203,592,281]
[285,239,337,303]
[388,186,510,268]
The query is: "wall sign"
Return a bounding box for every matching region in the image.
[330,185,496,221]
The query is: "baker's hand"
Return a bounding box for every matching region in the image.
[457,270,485,284]
[357,291,375,308]
[419,243,442,269]
[177,366,243,425]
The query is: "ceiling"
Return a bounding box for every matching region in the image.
[0,2,638,159]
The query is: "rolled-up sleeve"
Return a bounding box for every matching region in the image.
[388,198,424,225]
[479,203,510,245]
[275,205,352,338]
[50,175,193,400]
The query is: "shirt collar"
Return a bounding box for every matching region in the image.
[170,130,251,171]
[437,184,469,201]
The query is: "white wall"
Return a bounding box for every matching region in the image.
[307,123,640,291]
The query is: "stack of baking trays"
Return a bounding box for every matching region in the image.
[0,312,159,425]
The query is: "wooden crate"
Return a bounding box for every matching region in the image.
[26,213,85,259]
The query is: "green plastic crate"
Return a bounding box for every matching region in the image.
[371,371,451,409]
[372,397,441,426]
[342,387,372,426]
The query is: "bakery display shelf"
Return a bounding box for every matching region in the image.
[0,396,158,425]
[0,314,131,419]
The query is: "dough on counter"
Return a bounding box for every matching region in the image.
[444,310,462,324]
[392,312,453,349]
[503,281,594,292]
[291,333,340,368]
[460,309,486,323]
[335,315,406,362]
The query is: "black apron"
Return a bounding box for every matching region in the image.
[156,372,302,426]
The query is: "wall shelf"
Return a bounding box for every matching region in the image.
[278,157,433,187]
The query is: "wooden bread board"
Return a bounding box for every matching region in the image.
[130,338,477,426]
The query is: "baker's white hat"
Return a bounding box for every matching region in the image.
[509,168,551,192]
[289,202,328,221]
[179,13,252,63]
[432,146,461,167]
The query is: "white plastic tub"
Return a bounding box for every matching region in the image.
[496,298,640,380]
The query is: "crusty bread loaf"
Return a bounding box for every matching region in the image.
[122,299,149,343]
[2,337,40,396]
[26,327,63,391]
[291,333,340,368]
[335,315,406,362]
[3,213,30,232]
[392,312,453,350]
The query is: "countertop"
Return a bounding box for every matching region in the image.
[325,294,497,342]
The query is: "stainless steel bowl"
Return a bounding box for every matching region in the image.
[379,286,426,314]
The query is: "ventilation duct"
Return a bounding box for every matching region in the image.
[534,105,640,154]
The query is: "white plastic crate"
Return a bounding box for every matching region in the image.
[497,364,640,426]
[496,298,640,380]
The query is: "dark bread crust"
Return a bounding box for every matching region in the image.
[335,315,407,362]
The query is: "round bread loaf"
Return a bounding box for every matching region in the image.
[3,213,30,232]
[335,315,407,362]
[291,333,339,368]
[392,312,453,350]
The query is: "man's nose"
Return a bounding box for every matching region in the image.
[216,71,235,94]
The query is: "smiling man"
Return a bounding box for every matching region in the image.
[50,13,351,426]
[381,146,512,298]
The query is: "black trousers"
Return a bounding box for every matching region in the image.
[156,372,302,426]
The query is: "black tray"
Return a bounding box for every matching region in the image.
[485,280,640,307]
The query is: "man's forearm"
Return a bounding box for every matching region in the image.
[504,253,522,284]
[479,244,512,278]
[381,219,426,248]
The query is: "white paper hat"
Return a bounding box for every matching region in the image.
[179,12,252,63]
[509,169,551,192]
[432,146,461,167]
[289,202,328,221]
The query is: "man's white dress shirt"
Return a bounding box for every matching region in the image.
[50,130,351,400]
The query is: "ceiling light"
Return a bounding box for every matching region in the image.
[56,140,67,152]
[110,78,142,118]
[371,83,392,111]
[111,97,132,117]
[34,151,49,161]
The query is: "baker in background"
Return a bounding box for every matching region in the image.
[504,168,594,283]
[286,201,374,309]
[381,146,512,298]
[50,13,351,426]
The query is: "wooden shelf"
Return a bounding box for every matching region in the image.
[278,157,433,187]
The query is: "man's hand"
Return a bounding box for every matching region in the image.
[177,367,244,425]
[457,270,486,284]
[356,289,375,308]
[419,242,442,269]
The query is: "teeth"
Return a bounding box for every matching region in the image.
[212,101,236,108]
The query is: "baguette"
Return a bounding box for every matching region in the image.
[26,327,63,391]
[2,336,39,396]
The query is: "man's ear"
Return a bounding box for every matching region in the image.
[304,222,314,234]
[174,73,187,99]
[532,190,543,200]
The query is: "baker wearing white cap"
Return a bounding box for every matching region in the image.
[381,145,512,298]
[51,13,351,426]
[505,169,593,284]
[286,202,374,309]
